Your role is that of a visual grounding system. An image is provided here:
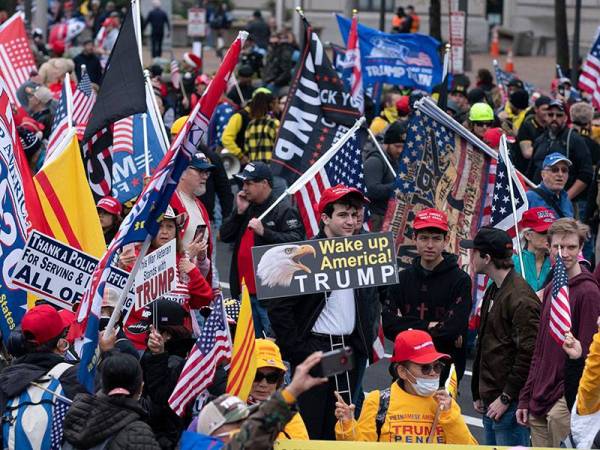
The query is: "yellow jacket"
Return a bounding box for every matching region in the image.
[335,382,477,444]
[278,411,309,440]
[370,107,398,136]
[577,330,600,415]
[221,108,250,158]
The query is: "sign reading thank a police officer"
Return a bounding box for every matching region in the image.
[252,232,398,300]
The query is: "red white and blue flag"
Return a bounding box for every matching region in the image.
[579,27,600,110]
[46,77,73,159]
[550,253,571,345]
[73,68,96,138]
[342,12,363,113]
[77,31,246,391]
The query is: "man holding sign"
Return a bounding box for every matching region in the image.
[267,185,378,440]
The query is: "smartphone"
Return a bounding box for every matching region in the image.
[310,346,354,378]
[194,224,207,241]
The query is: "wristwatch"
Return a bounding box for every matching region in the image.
[500,393,511,405]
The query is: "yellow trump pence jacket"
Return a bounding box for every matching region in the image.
[335,382,477,444]
[278,410,309,440]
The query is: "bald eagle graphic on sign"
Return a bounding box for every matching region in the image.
[256,244,316,288]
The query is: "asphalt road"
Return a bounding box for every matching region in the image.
[213,238,485,443]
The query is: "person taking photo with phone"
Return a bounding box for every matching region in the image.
[267,185,379,440]
[334,330,476,444]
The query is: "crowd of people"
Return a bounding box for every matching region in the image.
[1,2,600,449]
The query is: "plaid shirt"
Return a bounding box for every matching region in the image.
[243,116,280,162]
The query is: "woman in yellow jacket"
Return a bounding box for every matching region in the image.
[334,330,477,444]
[249,339,309,440]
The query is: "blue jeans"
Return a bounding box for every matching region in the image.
[482,402,530,446]
[250,294,271,338]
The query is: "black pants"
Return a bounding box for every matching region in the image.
[151,32,164,57]
[296,334,359,440]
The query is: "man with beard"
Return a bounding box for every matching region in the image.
[530,100,593,207]
[220,162,304,337]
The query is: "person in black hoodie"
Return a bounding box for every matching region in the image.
[0,305,87,449]
[63,352,160,449]
[267,185,378,440]
[363,121,406,231]
[220,162,304,337]
[382,208,472,385]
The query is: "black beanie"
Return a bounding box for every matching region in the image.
[510,89,529,110]
[383,121,408,144]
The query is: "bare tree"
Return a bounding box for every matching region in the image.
[555,0,570,72]
[429,0,441,41]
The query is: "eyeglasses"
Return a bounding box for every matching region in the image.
[547,112,565,118]
[254,371,281,384]
[474,121,493,127]
[415,361,445,375]
[545,166,569,174]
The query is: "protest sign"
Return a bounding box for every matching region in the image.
[134,239,177,310]
[11,231,135,313]
[252,232,398,300]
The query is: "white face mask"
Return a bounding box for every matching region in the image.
[410,376,439,397]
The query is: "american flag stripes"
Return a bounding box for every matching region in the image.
[0,14,37,105]
[73,68,96,135]
[46,79,72,158]
[345,13,364,113]
[112,116,134,154]
[171,59,181,89]
[579,28,600,109]
[168,295,232,416]
[295,130,367,238]
[549,253,571,345]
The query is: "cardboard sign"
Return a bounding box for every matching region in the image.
[134,239,177,310]
[252,232,398,300]
[11,231,135,313]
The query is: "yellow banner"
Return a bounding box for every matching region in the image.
[275,441,555,450]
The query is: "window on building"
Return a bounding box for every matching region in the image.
[358,0,395,12]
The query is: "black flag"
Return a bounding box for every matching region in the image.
[270,17,363,184]
[83,7,146,142]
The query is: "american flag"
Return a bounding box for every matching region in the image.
[579,27,600,109]
[550,253,571,345]
[50,397,70,450]
[112,116,134,154]
[224,297,241,323]
[73,68,96,137]
[294,130,367,238]
[489,145,528,238]
[0,14,37,105]
[343,13,363,113]
[169,294,232,416]
[46,79,72,158]
[76,31,246,392]
[171,59,181,89]
[493,62,536,101]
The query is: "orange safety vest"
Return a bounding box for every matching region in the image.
[410,14,420,32]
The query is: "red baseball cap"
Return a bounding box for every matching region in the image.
[317,184,369,216]
[391,330,449,364]
[396,95,410,115]
[413,208,448,232]
[520,207,556,233]
[22,305,70,345]
[483,127,515,149]
[97,196,122,216]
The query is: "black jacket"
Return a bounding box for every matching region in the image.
[73,52,103,85]
[262,43,296,88]
[245,18,271,50]
[63,393,160,450]
[198,147,234,221]
[144,8,170,35]
[220,192,305,299]
[363,148,399,215]
[382,253,472,357]
[267,231,379,366]
[530,127,593,198]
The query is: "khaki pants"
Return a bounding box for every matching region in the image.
[528,396,571,448]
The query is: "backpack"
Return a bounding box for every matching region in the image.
[2,362,72,450]
[375,388,391,441]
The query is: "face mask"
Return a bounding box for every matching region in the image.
[410,376,439,397]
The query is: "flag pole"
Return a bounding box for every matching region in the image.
[104,235,152,336]
[366,128,398,178]
[65,72,73,130]
[142,70,151,177]
[442,43,451,80]
[231,72,245,105]
[500,134,525,275]
[131,0,144,67]
[257,116,366,221]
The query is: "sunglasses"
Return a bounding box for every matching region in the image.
[254,371,281,384]
[415,361,445,376]
[474,121,493,127]
[545,166,569,174]
[547,112,565,118]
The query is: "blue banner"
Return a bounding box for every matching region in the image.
[336,14,442,92]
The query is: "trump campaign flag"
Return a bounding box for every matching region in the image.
[77,31,246,391]
[271,16,367,237]
[336,14,442,92]
[338,11,364,114]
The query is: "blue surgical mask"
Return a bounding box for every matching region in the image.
[410,376,439,397]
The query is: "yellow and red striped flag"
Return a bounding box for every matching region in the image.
[445,363,458,399]
[34,131,105,258]
[226,282,257,401]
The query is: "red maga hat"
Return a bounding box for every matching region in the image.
[317,184,369,216]
[413,208,448,232]
[391,330,450,364]
[520,207,556,233]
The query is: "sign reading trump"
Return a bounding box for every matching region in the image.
[252,232,398,300]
